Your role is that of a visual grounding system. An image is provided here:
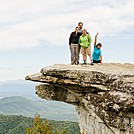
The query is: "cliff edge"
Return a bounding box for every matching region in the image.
[25,63,134,134]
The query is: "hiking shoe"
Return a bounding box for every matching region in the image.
[91,62,94,65]
[82,62,87,65]
[71,63,75,65]
[75,61,79,65]
[83,60,87,65]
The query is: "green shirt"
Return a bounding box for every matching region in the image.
[79,34,92,48]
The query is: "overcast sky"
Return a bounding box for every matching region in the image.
[0,0,134,81]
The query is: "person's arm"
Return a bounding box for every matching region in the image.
[69,32,73,45]
[94,33,99,46]
[100,49,102,64]
[100,56,102,63]
[87,35,92,46]
[78,35,82,45]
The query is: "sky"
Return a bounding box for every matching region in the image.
[0,0,134,81]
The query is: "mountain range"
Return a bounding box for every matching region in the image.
[0,80,77,121]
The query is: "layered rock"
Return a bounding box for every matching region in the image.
[25,63,134,134]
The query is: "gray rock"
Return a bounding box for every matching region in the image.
[25,63,134,134]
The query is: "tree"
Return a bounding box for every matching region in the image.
[26,115,66,134]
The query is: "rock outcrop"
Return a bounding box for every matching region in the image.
[25,63,134,134]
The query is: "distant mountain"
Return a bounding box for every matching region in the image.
[0,80,77,121]
[0,96,77,121]
[0,114,80,134]
[0,79,29,85]
[0,80,38,100]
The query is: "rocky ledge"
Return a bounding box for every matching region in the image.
[25,63,134,134]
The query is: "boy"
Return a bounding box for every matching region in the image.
[92,33,102,64]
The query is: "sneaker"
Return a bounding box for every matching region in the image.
[75,61,79,65]
[82,62,87,65]
[91,62,94,65]
[71,63,75,65]
[84,60,87,65]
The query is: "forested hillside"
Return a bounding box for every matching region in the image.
[0,96,77,121]
[0,114,80,134]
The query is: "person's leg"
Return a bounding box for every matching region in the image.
[86,47,93,65]
[75,45,79,65]
[87,54,94,65]
[78,45,81,64]
[70,45,75,65]
[81,48,87,64]
[74,45,77,64]
[83,54,87,61]
[93,59,101,63]
[87,54,92,61]
[83,54,87,64]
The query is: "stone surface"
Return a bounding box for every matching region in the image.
[25,63,134,134]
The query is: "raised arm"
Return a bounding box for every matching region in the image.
[94,33,99,46]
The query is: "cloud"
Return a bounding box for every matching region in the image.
[0,0,133,49]
[0,68,12,72]
[0,66,33,81]
[0,68,13,81]
[0,69,7,73]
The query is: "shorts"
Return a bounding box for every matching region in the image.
[93,59,101,63]
[81,46,91,55]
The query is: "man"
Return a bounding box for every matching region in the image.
[78,22,83,33]
[78,22,89,34]
[92,33,102,64]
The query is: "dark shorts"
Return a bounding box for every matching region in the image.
[93,59,101,63]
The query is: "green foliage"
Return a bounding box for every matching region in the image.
[0,114,80,134]
[26,115,68,134]
[0,114,33,134]
[26,115,52,134]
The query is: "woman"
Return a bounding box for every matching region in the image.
[69,27,82,65]
[79,29,93,65]
[92,33,102,64]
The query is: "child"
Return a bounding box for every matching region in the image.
[92,33,102,64]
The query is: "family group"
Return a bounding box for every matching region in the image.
[69,22,102,65]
